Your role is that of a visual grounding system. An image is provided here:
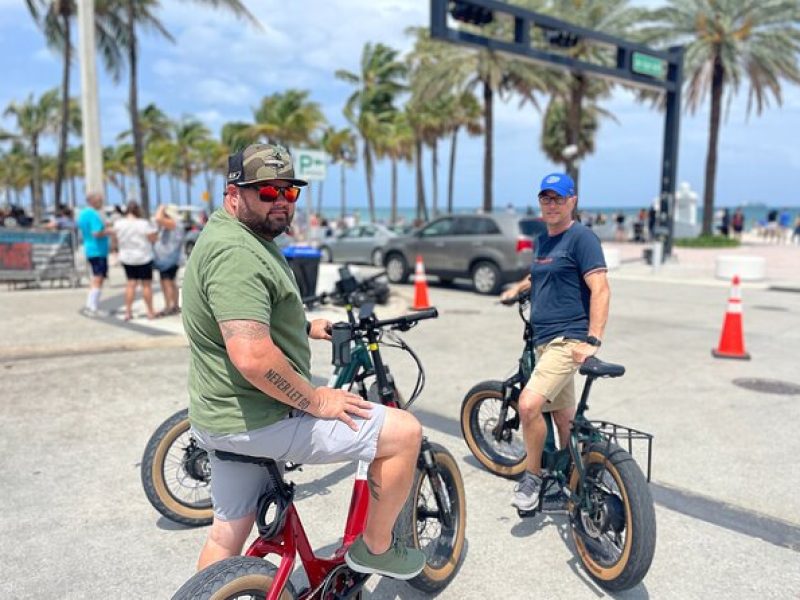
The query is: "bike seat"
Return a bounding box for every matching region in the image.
[579,356,625,378]
[214,450,278,468]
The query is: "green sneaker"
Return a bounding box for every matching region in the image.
[345,535,426,580]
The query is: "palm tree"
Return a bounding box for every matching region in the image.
[194,138,227,212]
[1,89,61,223]
[24,0,125,208]
[120,102,172,203]
[540,95,609,169]
[0,144,33,207]
[173,117,211,205]
[117,0,258,218]
[406,26,547,214]
[374,113,414,225]
[532,0,645,188]
[221,121,258,153]
[104,143,136,199]
[443,90,483,214]
[249,90,327,148]
[336,42,407,223]
[641,0,800,235]
[321,127,358,220]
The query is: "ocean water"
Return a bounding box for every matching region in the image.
[312,203,798,231]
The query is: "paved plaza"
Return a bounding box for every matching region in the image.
[1,242,799,599]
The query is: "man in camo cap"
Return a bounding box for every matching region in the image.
[181,143,426,579]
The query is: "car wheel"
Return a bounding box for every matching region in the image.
[385,253,410,284]
[471,261,502,295]
[371,248,384,267]
[319,246,332,263]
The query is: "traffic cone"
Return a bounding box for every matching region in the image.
[412,255,431,310]
[712,275,750,360]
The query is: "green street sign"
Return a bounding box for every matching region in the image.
[632,52,667,79]
[293,149,328,181]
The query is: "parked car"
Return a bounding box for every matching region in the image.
[382,213,546,294]
[318,223,397,266]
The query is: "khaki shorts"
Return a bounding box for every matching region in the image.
[524,336,581,412]
[192,404,387,521]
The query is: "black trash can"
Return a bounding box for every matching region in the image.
[282,245,321,299]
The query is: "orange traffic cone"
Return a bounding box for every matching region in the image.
[413,255,431,310]
[712,275,750,360]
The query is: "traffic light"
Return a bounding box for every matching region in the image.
[543,27,579,48]
[450,0,493,26]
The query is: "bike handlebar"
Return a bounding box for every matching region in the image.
[501,290,529,306]
[371,307,438,331]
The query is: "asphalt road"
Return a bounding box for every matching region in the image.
[2,276,799,599]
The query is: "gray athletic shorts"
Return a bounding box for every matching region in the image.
[191,404,387,521]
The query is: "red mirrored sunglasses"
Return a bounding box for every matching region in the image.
[241,184,301,203]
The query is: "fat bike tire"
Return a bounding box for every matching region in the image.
[141,408,213,527]
[170,556,296,600]
[569,442,656,592]
[395,442,467,593]
[461,380,527,478]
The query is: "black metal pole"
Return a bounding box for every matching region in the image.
[660,45,684,259]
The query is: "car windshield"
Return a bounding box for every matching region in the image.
[519,219,546,238]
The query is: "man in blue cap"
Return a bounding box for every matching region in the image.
[500,172,610,512]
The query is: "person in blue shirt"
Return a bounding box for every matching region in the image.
[500,173,610,512]
[76,193,112,315]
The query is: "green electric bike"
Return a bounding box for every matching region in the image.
[461,290,656,592]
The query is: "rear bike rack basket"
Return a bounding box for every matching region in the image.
[589,420,653,482]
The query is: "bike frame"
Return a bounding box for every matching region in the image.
[243,303,445,600]
[495,299,612,512]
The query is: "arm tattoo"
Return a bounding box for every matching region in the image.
[219,320,269,342]
[264,369,311,411]
[367,472,381,502]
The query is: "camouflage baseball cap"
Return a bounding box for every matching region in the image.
[227,143,308,187]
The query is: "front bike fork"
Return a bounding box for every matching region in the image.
[418,437,454,529]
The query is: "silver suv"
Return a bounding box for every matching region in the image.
[382,213,546,294]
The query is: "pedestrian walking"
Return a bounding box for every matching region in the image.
[113,201,158,320]
[76,193,111,316]
[152,204,185,317]
[731,207,745,240]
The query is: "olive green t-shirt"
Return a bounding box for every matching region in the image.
[182,209,311,434]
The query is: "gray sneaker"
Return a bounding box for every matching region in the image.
[345,535,426,580]
[511,471,542,512]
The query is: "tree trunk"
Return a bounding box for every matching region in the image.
[127,0,150,216]
[431,140,439,217]
[482,80,493,214]
[566,73,584,188]
[391,158,398,225]
[702,54,724,236]
[32,137,43,224]
[185,171,192,205]
[448,128,459,214]
[55,11,71,208]
[414,137,426,222]
[69,176,77,209]
[340,163,346,221]
[154,171,162,205]
[364,142,376,223]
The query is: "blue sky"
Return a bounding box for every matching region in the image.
[1,0,799,212]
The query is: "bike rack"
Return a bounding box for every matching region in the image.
[589,420,654,482]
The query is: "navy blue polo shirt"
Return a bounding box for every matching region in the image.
[530,222,606,346]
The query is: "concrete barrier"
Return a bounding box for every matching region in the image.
[715,255,766,281]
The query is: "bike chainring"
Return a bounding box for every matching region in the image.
[319,563,368,600]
